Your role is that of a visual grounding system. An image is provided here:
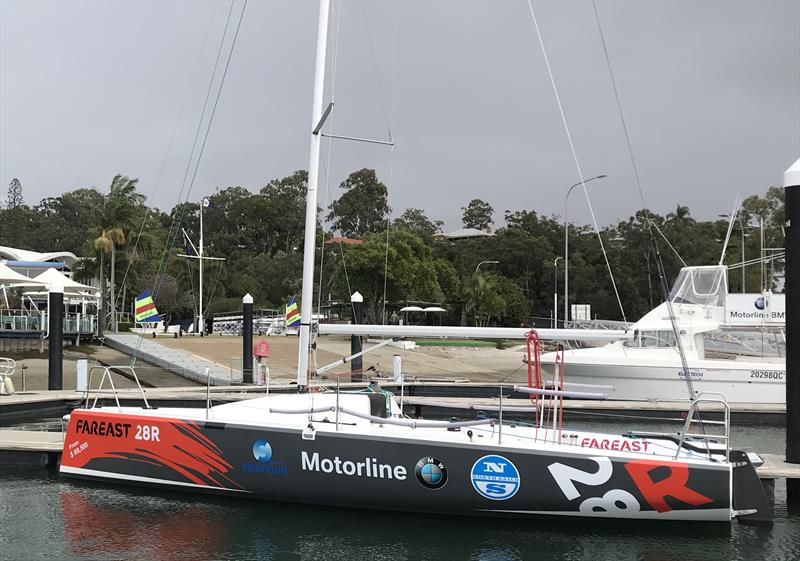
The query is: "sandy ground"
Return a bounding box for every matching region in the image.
[2,346,201,392]
[157,335,530,384]
[2,336,531,391]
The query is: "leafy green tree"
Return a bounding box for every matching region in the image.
[433,258,460,302]
[461,198,494,230]
[260,170,308,255]
[495,275,528,326]
[33,189,105,254]
[6,178,23,208]
[140,271,192,323]
[332,229,439,322]
[327,169,390,237]
[739,186,785,289]
[0,178,36,248]
[394,208,443,240]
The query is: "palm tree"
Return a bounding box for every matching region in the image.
[666,204,695,223]
[94,175,144,332]
[465,272,504,327]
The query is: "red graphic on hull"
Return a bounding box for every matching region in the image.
[624,459,714,512]
[61,410,243,490]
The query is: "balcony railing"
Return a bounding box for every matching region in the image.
[0,309,95,334]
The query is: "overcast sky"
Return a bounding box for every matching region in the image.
[1,0,798,232]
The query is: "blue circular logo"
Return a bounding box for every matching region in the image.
[415,457,448,489]
[252,440,272,463]
[470,455,520,500]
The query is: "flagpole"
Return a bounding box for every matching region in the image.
[199,198,204,335]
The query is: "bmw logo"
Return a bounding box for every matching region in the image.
[252,440,272,463]
[754,296,766,310]
[415,457,448,489]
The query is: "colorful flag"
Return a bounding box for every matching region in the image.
[285,296,300,327]
[135,290,162,323]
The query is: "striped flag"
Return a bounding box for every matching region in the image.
[135,290,162,323]
[285,296,300,327]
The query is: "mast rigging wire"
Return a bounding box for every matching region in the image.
[362,4,397,325]
[591,1,704,421]
[83,0,223,373]
[525,0,627,324]
[318,3,397,326]
[651,221,687,267]
[154,0,238,291]
[367,5,399,325]
[131,0,247,364]
[112,0,222,319]
[317,0,344,320]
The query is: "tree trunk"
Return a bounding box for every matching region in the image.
[98,251,105,337]
[111,241,116,332]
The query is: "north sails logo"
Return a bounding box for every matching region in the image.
[301,451,407,480]
[471,454,520,500]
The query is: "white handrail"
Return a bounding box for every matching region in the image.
[513,384,608,400]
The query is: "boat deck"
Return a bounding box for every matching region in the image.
[0,383,785,425]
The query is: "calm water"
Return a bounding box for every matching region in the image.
[1,420,798,561]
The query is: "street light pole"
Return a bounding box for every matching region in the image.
[564,174,607,324]
[554,256,561,328]
[475,260,499,275]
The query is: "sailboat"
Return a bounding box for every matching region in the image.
[59,0,771,522]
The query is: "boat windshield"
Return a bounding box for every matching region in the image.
[625,330,677,348]
[703,329,786,359]
[668,267,726,307]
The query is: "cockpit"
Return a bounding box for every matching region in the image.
[668,266,727,307]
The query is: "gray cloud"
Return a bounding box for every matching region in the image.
[1,0,798,232]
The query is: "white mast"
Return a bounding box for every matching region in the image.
[297,0,331,387]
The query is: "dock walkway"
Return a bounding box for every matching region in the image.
[104,333,235,385]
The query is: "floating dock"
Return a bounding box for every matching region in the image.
[103,333,235,385]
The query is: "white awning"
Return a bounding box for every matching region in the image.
[423,306,446,313]
[32,268,98,294]
[0,262,46,286]
[399,306,424,312]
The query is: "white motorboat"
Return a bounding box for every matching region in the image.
[542,265,786,404]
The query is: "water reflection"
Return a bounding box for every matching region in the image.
[61,490,226,561]
[0,418,793,561]
[53,479,748,561]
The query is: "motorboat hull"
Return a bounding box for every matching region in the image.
[60,408,733,521]
[541,352,785,404]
